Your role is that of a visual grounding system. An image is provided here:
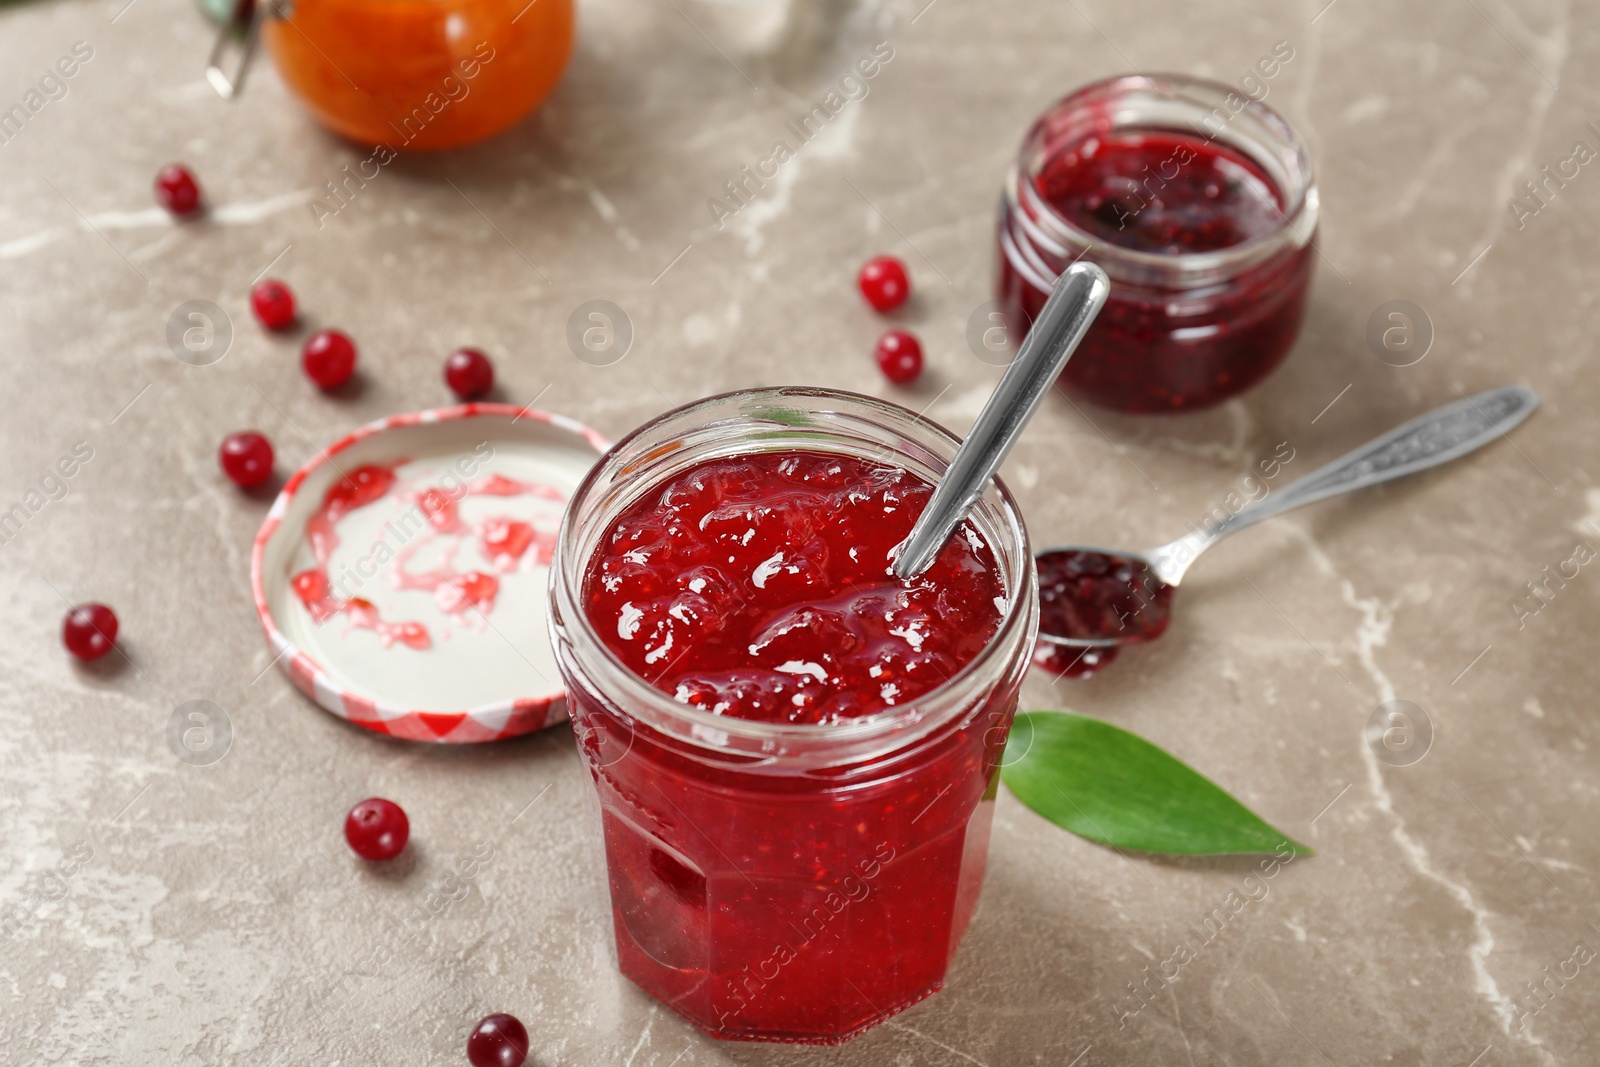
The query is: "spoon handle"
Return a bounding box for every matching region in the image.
[1148,385,1540,585]
[893,262,1110,580]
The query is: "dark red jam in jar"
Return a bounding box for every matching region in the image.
[998,75,1318,413]
[550,389,1036,1044]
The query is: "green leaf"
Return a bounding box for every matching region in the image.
[1001,711,1312,856]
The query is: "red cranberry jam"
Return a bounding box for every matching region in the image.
[998,75,1317,413]
[1036,132,1284,254]
[582,451,1004,724]
[1036,548,1172,645]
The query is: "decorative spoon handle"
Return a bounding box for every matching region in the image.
[1146,385,1540,585]
[893,262,1110,580]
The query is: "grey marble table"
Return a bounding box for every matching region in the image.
[1,0,1596,1063]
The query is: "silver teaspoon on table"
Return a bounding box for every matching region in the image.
[1034,384,1541,655]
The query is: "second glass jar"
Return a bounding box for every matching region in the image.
[998,74,1319,413]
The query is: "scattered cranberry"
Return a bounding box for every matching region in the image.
[62,603,118,661]
[857,255,910,312]
[302,330,357,389]
[219,431,275,489]
[445,348,495,400]
[250,279,297,330]
[154,164,202,217]
[874,330,924,384]
[467,1014,529,1067]
[344,798,408,861]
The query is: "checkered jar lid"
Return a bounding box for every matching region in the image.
[250,403,608,743]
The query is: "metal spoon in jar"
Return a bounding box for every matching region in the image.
[1033,385,1541,669]
[892,261,1111,580]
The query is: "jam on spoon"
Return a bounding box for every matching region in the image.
[1035,386,1542,671]
[1038,549,1173,644]
[1030,549,1171,679]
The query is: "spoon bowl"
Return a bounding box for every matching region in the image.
[1034,545,1174,649]
[1034,385,1540,658]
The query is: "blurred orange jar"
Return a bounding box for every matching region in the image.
[247,0,573,150]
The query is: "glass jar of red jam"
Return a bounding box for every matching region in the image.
[549,388,1037,1044]
[998,74,1319,413]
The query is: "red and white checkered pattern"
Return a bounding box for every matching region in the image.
[250,403,608,743]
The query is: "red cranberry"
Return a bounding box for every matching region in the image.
[858,255,910,312]
[154,164,202,216]
[62,603,118,661]
[302,330,357,389]
[251,279,297,330]
[344,798,409,861]
[219,431,274,489]
[445,348,495,400]
[874,330,924,384]
[467,1014,529,1067]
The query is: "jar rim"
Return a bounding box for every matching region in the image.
[1010,72,1318,283]
[550,386,1038,765]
